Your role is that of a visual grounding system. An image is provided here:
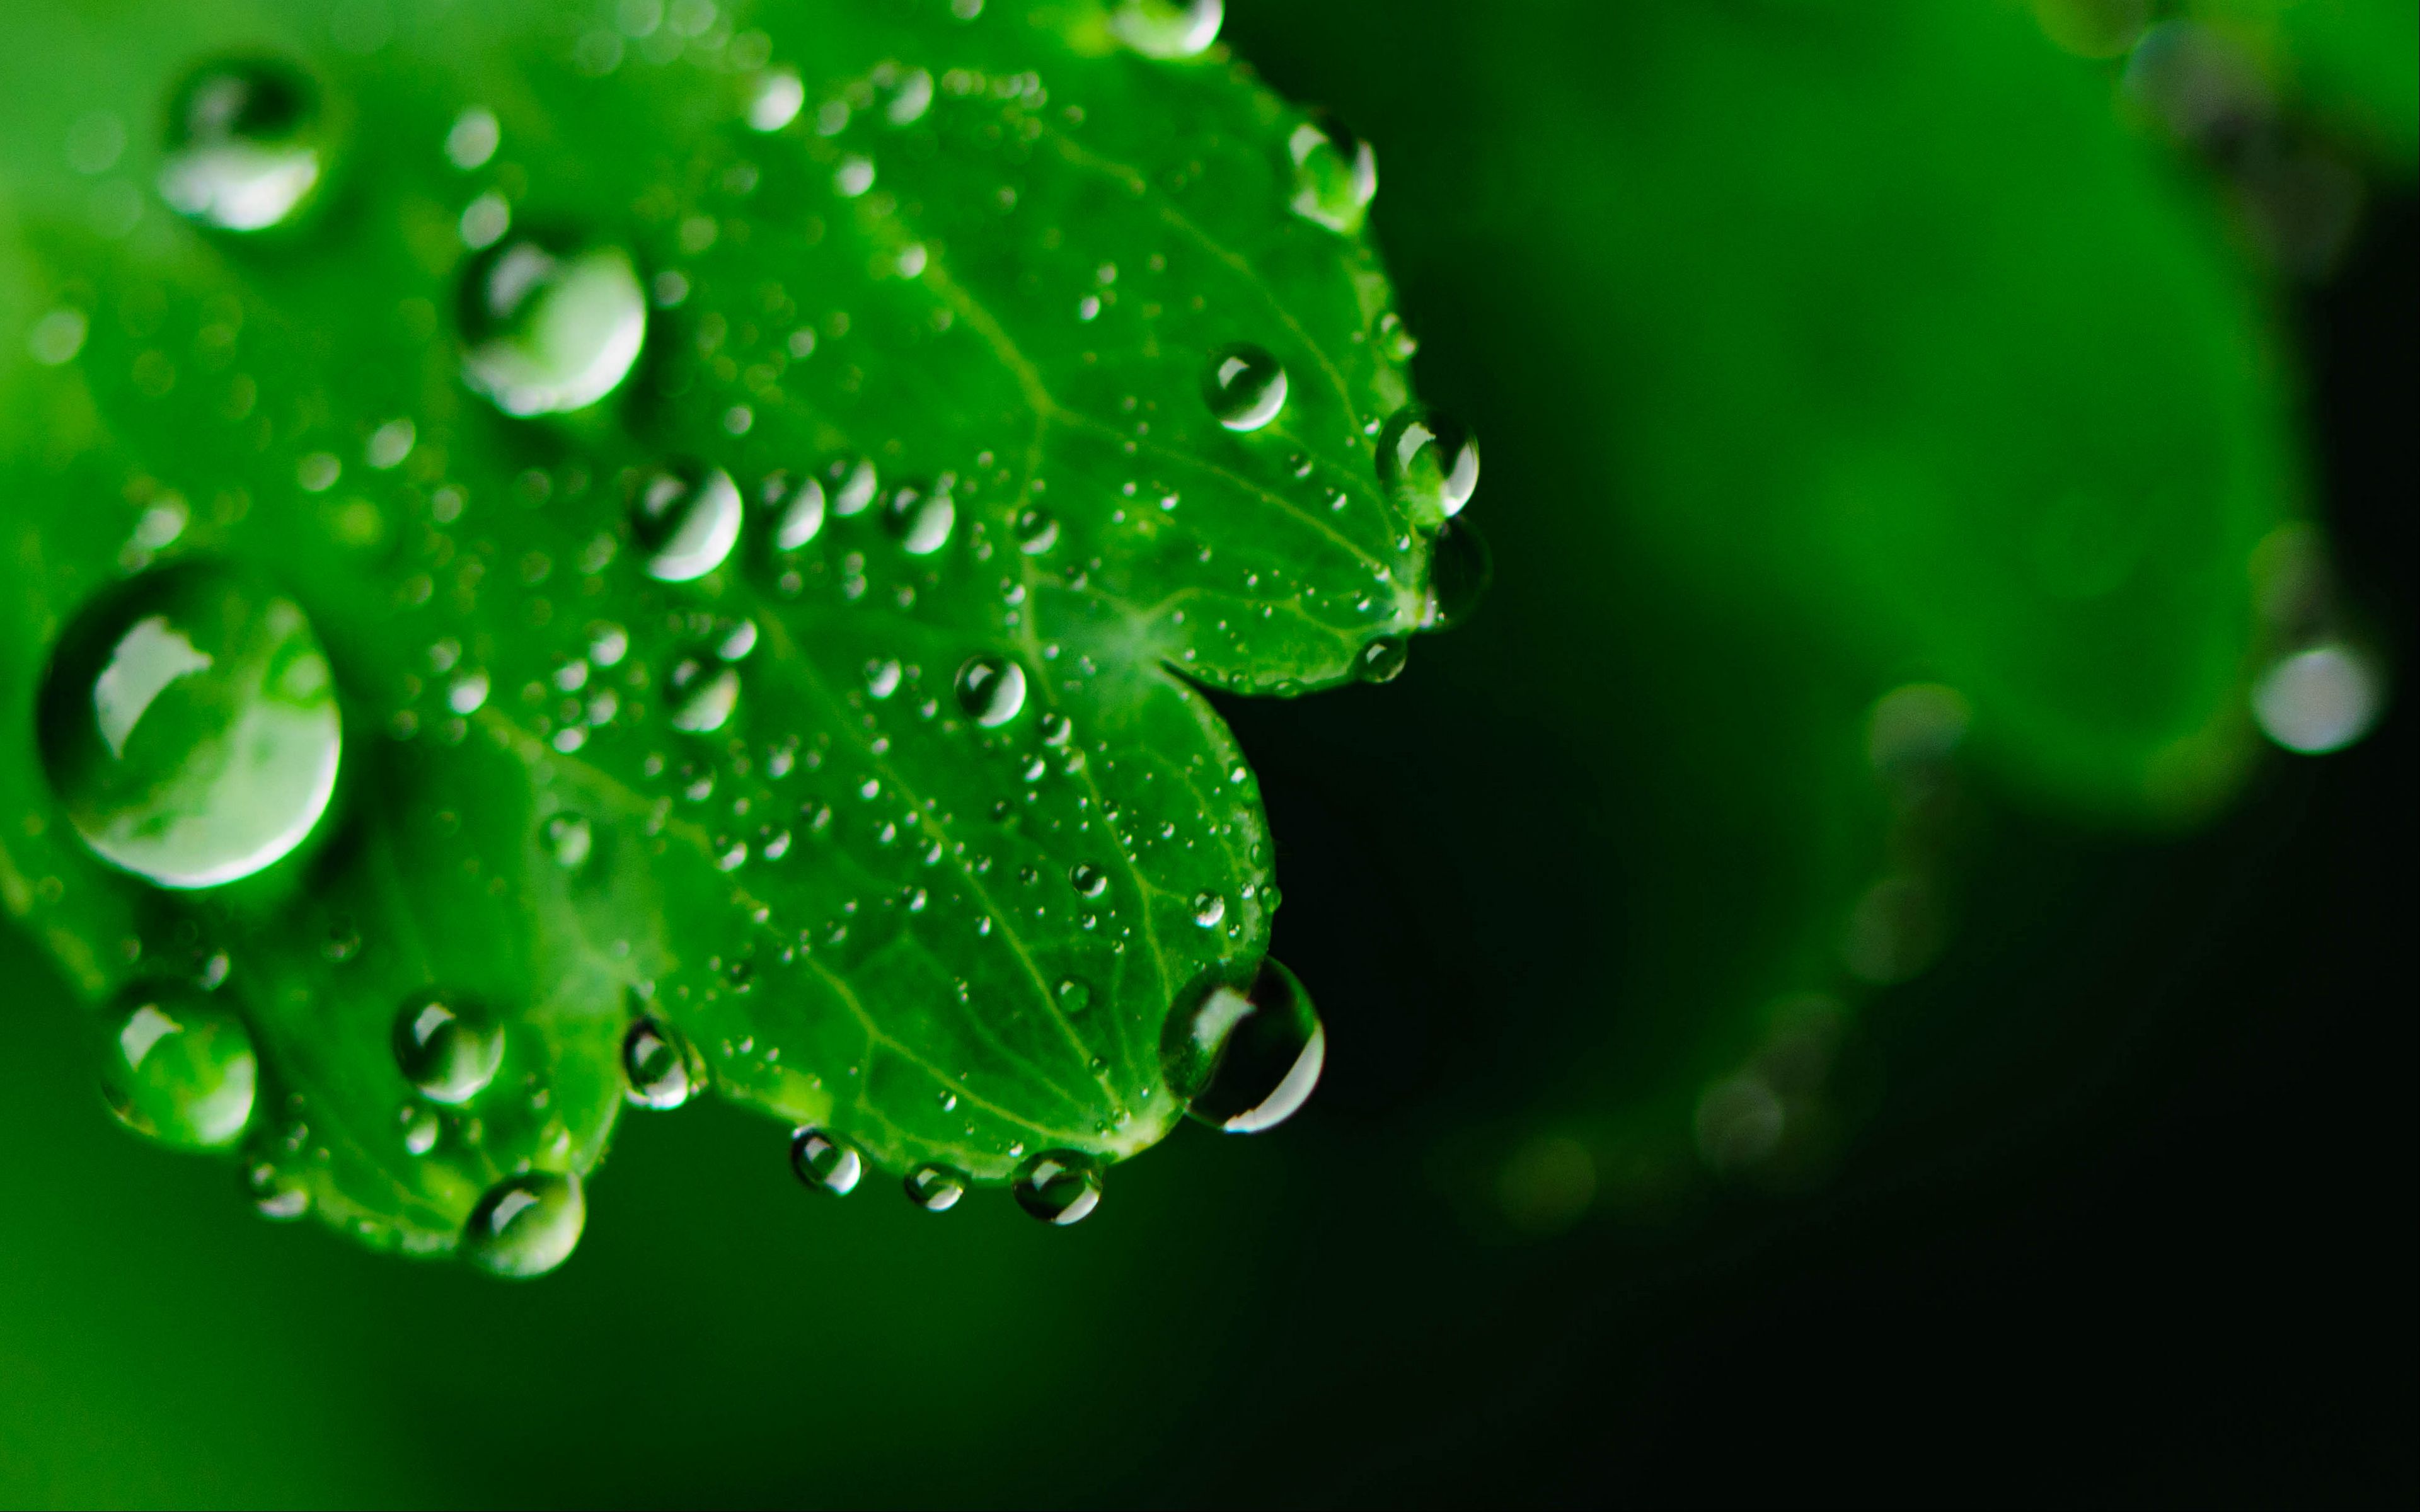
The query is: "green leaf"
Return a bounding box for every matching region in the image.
[0,0,1449,1264]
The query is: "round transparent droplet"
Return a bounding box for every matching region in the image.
[1357,638,1409,684]
[544,811,594,869]
[1109,0,1223,59]
[791,1127,863,1194]
[630,463,742,581]
[954,655,1027,727]
[1422,517,1493,631]
[1202,343,1288,432]
[159,60,323,232]
[905,1163,969,1212]
[400,1103,441,1156]
[460,237,648,416]
[1192,890,1226,927]
[392,990,505,1105]
[1071,861,1109,899]
[1014,507,1060,554]
[1376,406,1480,524]
[884,483,956,556]
[771,473,827,551]
[1287,112,1377,234]
[830,458,880,516]
[622,1017,701,1110]
[668,657,740,733]
[1057,976,1095,1015]
[462,1172,585,1279]
[1162,958,1325,1133]
[1013,1149,1103,1225]
[98,983,257,1149]
[38,563,342,890]
[2252,643,2383,755]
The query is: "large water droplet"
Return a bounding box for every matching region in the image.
[668,656,740,733]
[1110,0,1223,59]
[884,482,956,556]
[1162,959,1324,1133]
[1070,861,1109,898]
[630,463,742,581]
[38,563,342,890]
[769,472,827,551]
[791,1127,864,1194]
[905,1162,968,1212]
[98,983,256,1149]
[1356,638,1408,684]
[1287,113,1377,235]
[2252,643,2383,755]
[1422,517,1492,630]
[955,655,1027,726]
[1202,343,1288,432]
[462,1172,585,1278]
[461,237,647,416]
[623,1017,701,1109]
[159,60,323,231]
[393,990,504,1104]
[1013,1149,1102,1225]
[1376,406,1480,524]
[1014,507,1059,554]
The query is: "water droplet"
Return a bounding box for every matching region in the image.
[1287,112,1377,234]
[2252,643,2383,755]
[38,563,341,890]
[630,463,742,581]
[543,812,594,869]
[158,60,322,231]
[98,983,256,1148]
[1356,638,1408,684]
[747,69,805,132]
[1057,976,1095,1015]
[830,457,880,516]
[770,472,827,550]
[883,483,956,556]
[668,656,740,733]
[446,106,500,170]
[905,1162,968,1211]
[1162,959,1325,1133]
[1110,0,1223,59]
[393,991,504,1104]
[460,237,648,416]
[790,1127,863,1194]
[400,1102,441,1156]
[462,1172,585,1278]
[954,655,1027,726]
[1014,507,1059,554]
[1013,1149,1103,1225]
[623,1017,701,1109]
[1191,890,1226,927]
[1070,862,1109,899]
[1202,343,1288,432]
[1422,517,1492,630]
[1376,406,1480,524]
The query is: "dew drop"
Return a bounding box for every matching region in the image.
[1356,637,1408,684]
[630,462,742,581]
[1110,0,1223,59]
[98,983,256,1149]
[623,1017,701,1109]
[393,990,505,1104]
[400,1103,441,1157]
[460,237,648,416]
[905,1162,969,1212]
[1288,112,1377,234]
[544,812,594,868]
[462,1172,585,1279]
[1014,507,1060,554]
[158,60,323,231]
[2252,643,2383,755]
[1070,862,1109,899]
[1056,976,1095,1015]
[1191,890,1226,927]
[1422,517,1493,630]
[1162,958,1324,1133]
[38,563,341,890]
[1202,343,1288,432]
[770,472,827,550]
[747,69,805,132]
[790,1127,863,1194]
[668,656,740,733]
[954,655,1027,726]
[884,482,956,556]
[1013,1149,1103,1225]
[1376,406,1480,524]
[831,457,880,516]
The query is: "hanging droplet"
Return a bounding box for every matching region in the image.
[158,60,323,232]
[954,655,1027,726]
[461,1172,585,1279]
[98,983,257,1149]
[38,563,341,890]
[392,990,505,1105]
[1161,958,1325,1133]
[543,811,594,869]
[667,656,740,733]
[621,1017,701,1109]
[1202,343,1288,432]
[1376,406,1480,524]
[905,1162,969,1212]
[1422,517,1493,631]
[1287,112,1378,234]
[1109,0,1223,59]
[1356,638,1409,684]
[630,463,742,581]
[2252,643,2383,755]
[1013,1149,1103,1225]
[770,473,827,551]
[460,236,648,416]
[883,483,956,556]
[1014,507,1060,554]
[1070,861,1109,899]
[1192,890,1226,927]
[791,1127,864,1194]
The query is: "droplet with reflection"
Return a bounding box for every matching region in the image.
[630,463,742,581]
[461,1172,585,1278]
[1013,1148,1102,1224]
[99,983,257,1149]
[1161,958,1325,1133]
[159,60,323,231]
[460,236,648,416]
[392,990,505,1104]
[791,1127,863,1194]
[1202,343,1288,432]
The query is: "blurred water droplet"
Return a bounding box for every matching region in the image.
[445,106,500,169]
[905,1162,968,1211]
[2252,643,2383,755]
[1356,637,1407,684]
[460,238,647,416]
[462,1172,585,1278]
[1422,517,1492,629]
[884,482,956,556]
[830,457,880,516]
[954,655,1027,726]
[1287,112,1377,234]
[38,563,340,889]
[790,1127,863,1194]
[630,463,743,581]
[770,472,827,550]
[1376,406,1480,524]
[98,983,256,1148]
[623,1017,701,1109]
[747,69,805,132]
[159,60,322,231]
[668,656,740,733]
[393,990,504,1104]
[1202,343,1288,432]
[1163,959,1325,1133]
[400,1102,441,1156]
[1110,0,1222,59]
[1014,507,1059,554]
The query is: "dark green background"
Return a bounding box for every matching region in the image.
[4,1,2412,1504]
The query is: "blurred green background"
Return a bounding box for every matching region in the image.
[3,0,2412,1504]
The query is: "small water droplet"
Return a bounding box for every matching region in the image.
[830,457,880,516]
[462,1172,585,1278]
[905,1162,968,1211]
[769,472,827,550]
[1014,507,1059,554]
[747,69,805,132]
[1162,958,1325,1133]
[1202,343,1288,432]
[1288,112,1377,234]
[1057,976,1095,1015]
[393,990,504,1104]
[460,237,648,416]
[2252,643,2383,755]
[98,983,256,1148]
[1356,637,1407,684]
[955,655,1027,726]
[38,563,341,890]
[1071,861,1109,898]
[1110,0,1222,59]
[623,1017,701,1109]
[883,483,956,556]
[630,463,742,581]
[1191,890,1226,927]
[400,1102,441,1156]
[446,106,500,170]
[790,1127,863,1194]
[159,60,322,231]
[1376,406,1480,524]
[1013,1149,1103,1225]
[668,656,740,733]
